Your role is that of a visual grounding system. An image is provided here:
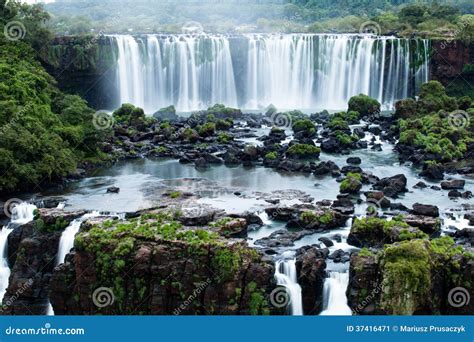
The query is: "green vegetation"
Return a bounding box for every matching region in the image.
[348,94,381,117]
[292,119,317,138]
[198,122,216,137]
[300,210,335,226]
[264,151,278,160]
[340,172,362,193]
[397,81,473,163]
[217,132,233,144]
[113,103,148,127]
[380,239,431,315]
[34,216,70,233]
[43,0,473,41]
[286,143,320,159]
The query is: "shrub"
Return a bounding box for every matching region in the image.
[286,144,320,159]
[348,94,381,117]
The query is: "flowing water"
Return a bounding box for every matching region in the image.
[0,203,37,301]
[110,34,430,112]
[275,255,303,316]
[320,272,353,316]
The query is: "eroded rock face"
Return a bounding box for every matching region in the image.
[3,222,62,315]
[49,214,278,315]
[347,240,474,315]
[295,246,326,315]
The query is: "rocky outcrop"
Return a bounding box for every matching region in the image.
[348,239,473,315]
[295,246,327,315]
[49,212,278,315]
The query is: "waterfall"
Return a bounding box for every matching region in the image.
[320,271,352,316]
[275,258,303,316]
[0,203,37,301]
[111,34,430,113]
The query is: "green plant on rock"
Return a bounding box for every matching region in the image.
[265,151,278,160]
[292,119,317,137]
[198,122,216,137]
[340,172,362,193]
[286,144,320,159]
[348,94,381,117]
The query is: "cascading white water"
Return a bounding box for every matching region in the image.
[275,258,303,316]
[320,271,353,316]
[0,203,37,301]
[112,34,430,112]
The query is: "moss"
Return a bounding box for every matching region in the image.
[169,191,181,199]
[286,144,321,159]
[217,132,232,143]
[34,217,70,233]
[358,248,374,257]
[292,119,317,137]
[300,210,334,226]
[216,119,233,130]
[247,282,270,315]
[340,172,362,193]
[265,151,278,160]
[198,122,216,137]
[380,240,431,315]
[348,94,381,117]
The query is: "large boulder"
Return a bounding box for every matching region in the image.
[373,174,407,198]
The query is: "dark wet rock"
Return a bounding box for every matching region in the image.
[341,166,363,174]
[449,190,463,198]
[411,203,439,218]
[203,153,224,164]
[419,163,444,180]
[414,181,427,189]
[353,128,365,138]
[441,179,465,190]
[332,234,342,243]
[373,174,407,198]
[346,157,362,165]
[295,246,326,315]
[223,153,241,166]
[313,161,339,176]
[217,218,248,238]
[328,249,350,263]
[371,144,382,152]
[364,191,390,208]
[229,211,263,226]
[194,157,208,168]
[318,237,334,247]
[389,203,409,211]
[431,185,442,191]
[106,186,120,194]
[320,137,340,153]
[462,191,472,199]
[254,230,314,248]
[178,206,222,226]
[402,215,441,235]
[331,198,355,215]
[153,105,179,122]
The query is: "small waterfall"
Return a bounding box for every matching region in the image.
[320,271,352,316]
[0,203,37,300]
[275,258,303,316]
[111,34,430,112]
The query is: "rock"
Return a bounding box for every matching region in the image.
[254,229,314,248]
[313,161,339,176]
[318,237,334,247]
[295,247,326,315]
[411,203,439,218]
[346,157,362,165]
[331,198,355,215]
[414,181,427,189]
[448,190,462,198]
[373,174,407,198]
[419,163,444,180]
[106,186,120,194]
[462,191,472,199]
[178,206,221,226]
[341,166,363,174]
[441,179,465,190]
[153,105,179,121]
[364,191,390,208]
[194,157,208,168]
[402,215,441,235]
[218,218,247,238]
[328,249,350,263]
